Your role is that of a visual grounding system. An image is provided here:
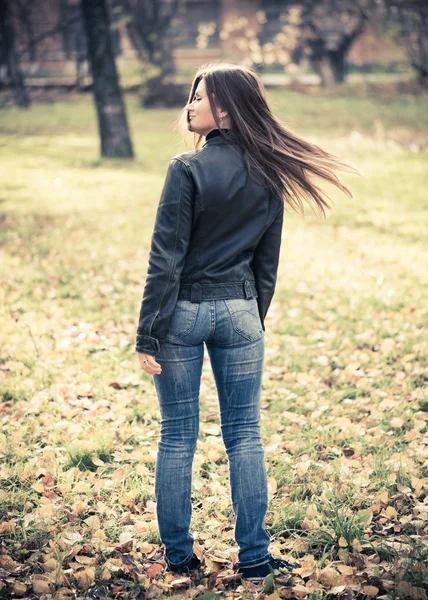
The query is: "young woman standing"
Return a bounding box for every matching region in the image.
[136,63,358,583]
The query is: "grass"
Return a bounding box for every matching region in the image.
[0,85,427,598]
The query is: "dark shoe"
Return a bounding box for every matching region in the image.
[237,556,296,583]
[165,552,202,574]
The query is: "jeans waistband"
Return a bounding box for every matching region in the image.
[178,280,258,303]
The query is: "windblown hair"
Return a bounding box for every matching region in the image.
[176,62,361,218]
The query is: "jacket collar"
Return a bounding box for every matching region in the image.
[203,128,231,146]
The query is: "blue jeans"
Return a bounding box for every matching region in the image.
[152,297,273,570]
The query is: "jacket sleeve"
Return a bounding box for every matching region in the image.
[136,158,195,355]
[252,201,284,331]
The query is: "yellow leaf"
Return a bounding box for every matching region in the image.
[43,558,59,572]
[0,521,15,533]
[397,484,411,494]
[352,475,370,487]
[55,587,76,600]
[292,539,310,554]
[344,362,361,375]
[292,583,310,597]
[338,536,348,547]
[72,501,87,515]
[111,466,128,480]
[390,417,404,428]
[306,503,319,517]
[317,567,339,586]
[301,517,319,530]
[84,515,100,530]
[31,575,52,594]
[387,473,396,484]
[385,505,397,519]
[297,461,311,477]
[267,477,278,496]
[91,454,105,467]
[75,555,97,565]
[411,476,424,496]
[39,503,55,517]
[352,538,363,552]
[362,585,379,596]
[170,576,192,588]
[74,567,95,589]
[330,585,347,594]
[0,555,20,570]
[100,567,111,581]
[292,554,316,578]
[11,582,28,596]
[376,491,389,504]
[93,528,106,539]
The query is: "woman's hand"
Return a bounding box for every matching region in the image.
[137,353,162,375]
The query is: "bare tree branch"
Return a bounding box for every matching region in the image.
[16,12,81,60]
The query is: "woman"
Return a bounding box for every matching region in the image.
[136,62,358,583]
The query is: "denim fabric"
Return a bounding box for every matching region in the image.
[152,297,274,569]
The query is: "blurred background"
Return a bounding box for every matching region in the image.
[1,1,427,92]
[1,0,427,111]
[1,0,427,157]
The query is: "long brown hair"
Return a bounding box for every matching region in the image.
[175,62,361,218]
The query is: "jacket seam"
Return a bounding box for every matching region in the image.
[196,203,204,280]
[149,159,184,337]
[173,142,226,167]
[179,280,256,286]
[266,200,283,229]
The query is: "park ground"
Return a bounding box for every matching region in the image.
[0,82,427,599]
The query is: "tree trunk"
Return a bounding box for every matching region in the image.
[416,65,428,88]
[116,0,183,107]
[310,53,338,87]
[141,33,182,108]
[328,50,345,84]
[80,0,134,159]
[0,0,31,108]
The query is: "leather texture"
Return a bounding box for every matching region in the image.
[136,128,284,355]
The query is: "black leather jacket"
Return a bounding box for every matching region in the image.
[136,127,284,355]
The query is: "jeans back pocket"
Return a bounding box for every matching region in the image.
[165,299,200,342]
[224,297,264,343]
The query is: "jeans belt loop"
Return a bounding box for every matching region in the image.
[190,282,203,303]
[244,280,254,299]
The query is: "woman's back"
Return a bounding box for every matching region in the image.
[174,129,283,285]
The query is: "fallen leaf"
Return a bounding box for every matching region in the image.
[292,583,310,597]
[84,515,101,530]
[74,567,95,589]
[362,585,379,596]
[385,505,397,519]
[0,521,15,533]
[11,582,28,596]
[31,575,52,594]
